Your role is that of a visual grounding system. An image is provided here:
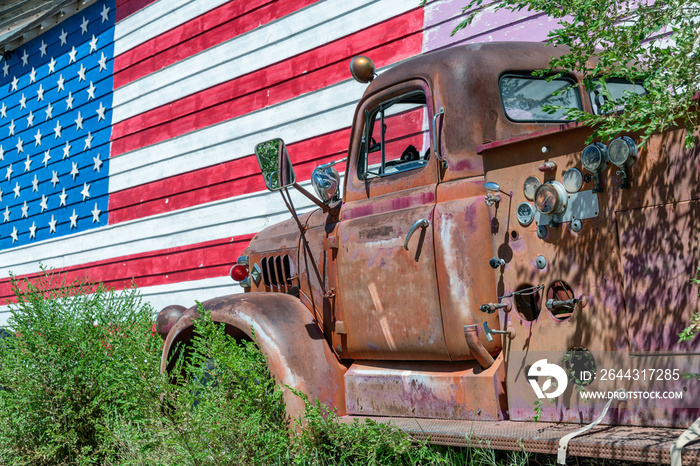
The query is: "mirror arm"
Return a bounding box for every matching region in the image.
[292,183,340,216]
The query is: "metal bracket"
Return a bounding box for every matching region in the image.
[432,107,447,169]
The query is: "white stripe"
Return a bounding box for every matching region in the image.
[0,276,243,326]
[112,0,412,123]
[109,75,368,192]
[0,182,318,278]
[114,0,231,55]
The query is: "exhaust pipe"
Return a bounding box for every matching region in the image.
[464,324,495,369]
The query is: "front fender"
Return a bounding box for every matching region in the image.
[160,292,347,420]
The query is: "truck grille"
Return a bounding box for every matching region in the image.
[260,254,294,292]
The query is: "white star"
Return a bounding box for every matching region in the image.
[29,222,37,239]
[93,154,103,172]
[2,61,9,77]
[84,132,93,150]
[54,120,62,138]
[21,49,28,66]
[19,94,27,109]
[33,128,42,146]
[86,81,96,100]
[71,162,80,179]
[31,174,39,192]
[63,141,71,159]
[89,35,98,53]
[98,53,108,72]
[51,170,59,187]
[36,84,44,101]
[27,111,35,127]
[59,29,68,46]
[45,102,53,120]
[68,46,78,64]
[10,76,18,91]
[13,181,20,198]
[77,64,86,81]
[42,150,50,167]
[21,201,29,218]
[48,57,56,73]
[29,67,37,83]
[8,119,15,136]
[65,92,74,110]
[15,137,23,153]
[2,206,9,222]
[70,209,78,228]
[57,74,65,92]
[48,215,57,233]
[96,102,106,121]
[0,102,6,118]
[59,188,67,206]
[24,154,32,171]
[91,203,101,223]
[80,16,89,34]
[0,145,4,160]
[5,164,13,181]
[75,112,84,130]
[39,40,47,57]
[40,194,48,212]
[100,4,111,22]
[81,183,91,200]
[10,226,18,243]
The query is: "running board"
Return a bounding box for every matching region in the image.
[339,416,700,464]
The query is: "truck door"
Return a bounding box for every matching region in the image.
[335,81,450,360]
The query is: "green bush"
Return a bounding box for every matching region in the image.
[0,272,164,465]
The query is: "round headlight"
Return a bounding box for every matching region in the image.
[562,167,583,193]
[534,181,567,215]
[581,143,609,173]
[523,176,541,201]
[608,136,637,167]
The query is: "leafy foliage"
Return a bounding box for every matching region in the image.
[432,0,700,147]
[0,272,164,465]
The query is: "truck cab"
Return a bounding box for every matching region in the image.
[159,42,700,462]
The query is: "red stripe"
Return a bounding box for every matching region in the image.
[116,0,159,22]
[108,127,351,224]
[110,9,424,156]
[0,234,254,302]
[113,0,319,87]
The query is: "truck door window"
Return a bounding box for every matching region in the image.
[499,74,581,122]
[359,91,430,180]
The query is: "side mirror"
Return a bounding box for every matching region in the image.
[254,139,296,191]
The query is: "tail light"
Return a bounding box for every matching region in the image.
[231,255,251,287]
[230,264,248,281]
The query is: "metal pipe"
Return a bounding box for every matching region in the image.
[464,324,494,369]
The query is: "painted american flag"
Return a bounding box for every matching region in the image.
[0,0,555,324]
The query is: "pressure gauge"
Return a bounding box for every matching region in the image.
[523,176,541,201]
[562,167,583,193]
[581,142,609,173]
[534,181,568,215]
[608,136,637,167]
[516,202,535,226]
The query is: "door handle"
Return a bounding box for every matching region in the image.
[404,219,430,250]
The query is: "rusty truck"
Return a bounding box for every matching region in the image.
[155,42,700,464]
